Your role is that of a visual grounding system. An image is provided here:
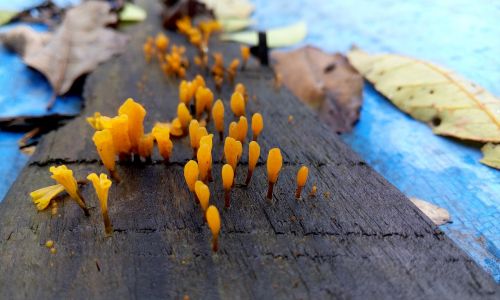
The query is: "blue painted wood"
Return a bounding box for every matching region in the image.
[251,0,500,281]
[0,0,498,281]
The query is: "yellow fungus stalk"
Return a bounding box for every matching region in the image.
[118,98,146,153]
[206,205,221,252]
[251,113,264,141]
[50,165,89,216]
[222,164,234,208]
[212,99,224,141]
[109,114,132,159]
[184,160,199,193]
[87,173,113,235]
[295,166,309,198]
[236,116,248,143]
[92,129,119,181]
[155,32,169,52]
[200,134,214,181]
[245,141,260,185]
[152,123,173,162]
[266,148,283,199]
[197,143,211,183]
[241,46,250,69]
[30,184,65,211]
[138,133,154,161]
[177,102,193,129]
[230,91,245,117]
[195,180,210,212]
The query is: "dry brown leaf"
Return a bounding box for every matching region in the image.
[271,46,363,133]
[410,197,451,226]
[347,48,500,143]
[0,1,128,109]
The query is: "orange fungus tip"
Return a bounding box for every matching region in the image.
[266,148,283,184]
[297,166,309,187]
[212,100,224,134]
[251,113,264,140]
[195,180,210,211]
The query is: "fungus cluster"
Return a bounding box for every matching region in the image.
[30,40,314,253]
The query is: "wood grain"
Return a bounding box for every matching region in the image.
[0,1,497,299]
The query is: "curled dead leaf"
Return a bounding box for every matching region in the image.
[0,1,128,109]
[271,46,363,133]
[410,197,451,226]
[347,48,500,143]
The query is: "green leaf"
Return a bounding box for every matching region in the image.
[348,48,500,169]
[220,21,307,48]
[480,143,500,169]
[119,3,146,22]
[0,10,17,25]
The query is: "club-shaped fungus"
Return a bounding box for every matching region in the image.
[138,133,154,161]
[189,120,200,156]
[295,166,309,198]
[118,98,146,154]
[227,59,240,84]
[222,164,234,208]
[92,129,119,181]
[245,141,260,185]
[309,185,317,197]
[195,180,210,212]
[184,160,199,195]
[197,143,211,183]
[251,113,264,141]
[236,116,248,143]
[234,83,248,103]
[228,121,238,140]
[266,148,283,200]
[179,80,194,105]
[230,91,245,117]
[155,32,169,52]
[152,123,173,162]
[241,46,250,69]
[169,118,184,137]
[50,165,89,216]
[212,100,225,141]
[200,134,214,181]
[30,184,65,211]
[87,173,113,236]
[206,205,221,252]
[87,112,112,131]
[224,137,242,172]
[177,102,193,129]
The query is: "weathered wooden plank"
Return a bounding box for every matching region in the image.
[0,1,498,299]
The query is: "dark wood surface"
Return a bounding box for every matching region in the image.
[0,1,498,299]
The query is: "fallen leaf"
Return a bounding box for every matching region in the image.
[119,3,147,22]
[347,48,500,143]
[480,143,500,169]
[221,21,307,48]
[0,10,17,25]
[220,18,254,32]
[410,197,451,226]
[271,46,363,133]
[0,1,128,109]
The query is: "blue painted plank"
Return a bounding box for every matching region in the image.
[251,0,500,281]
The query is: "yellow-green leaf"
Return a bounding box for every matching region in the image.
[221,21,307,48]
[480,143,500,169]
[119,3,146,22]
[220,18,254,32]
[347,49,500,143]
